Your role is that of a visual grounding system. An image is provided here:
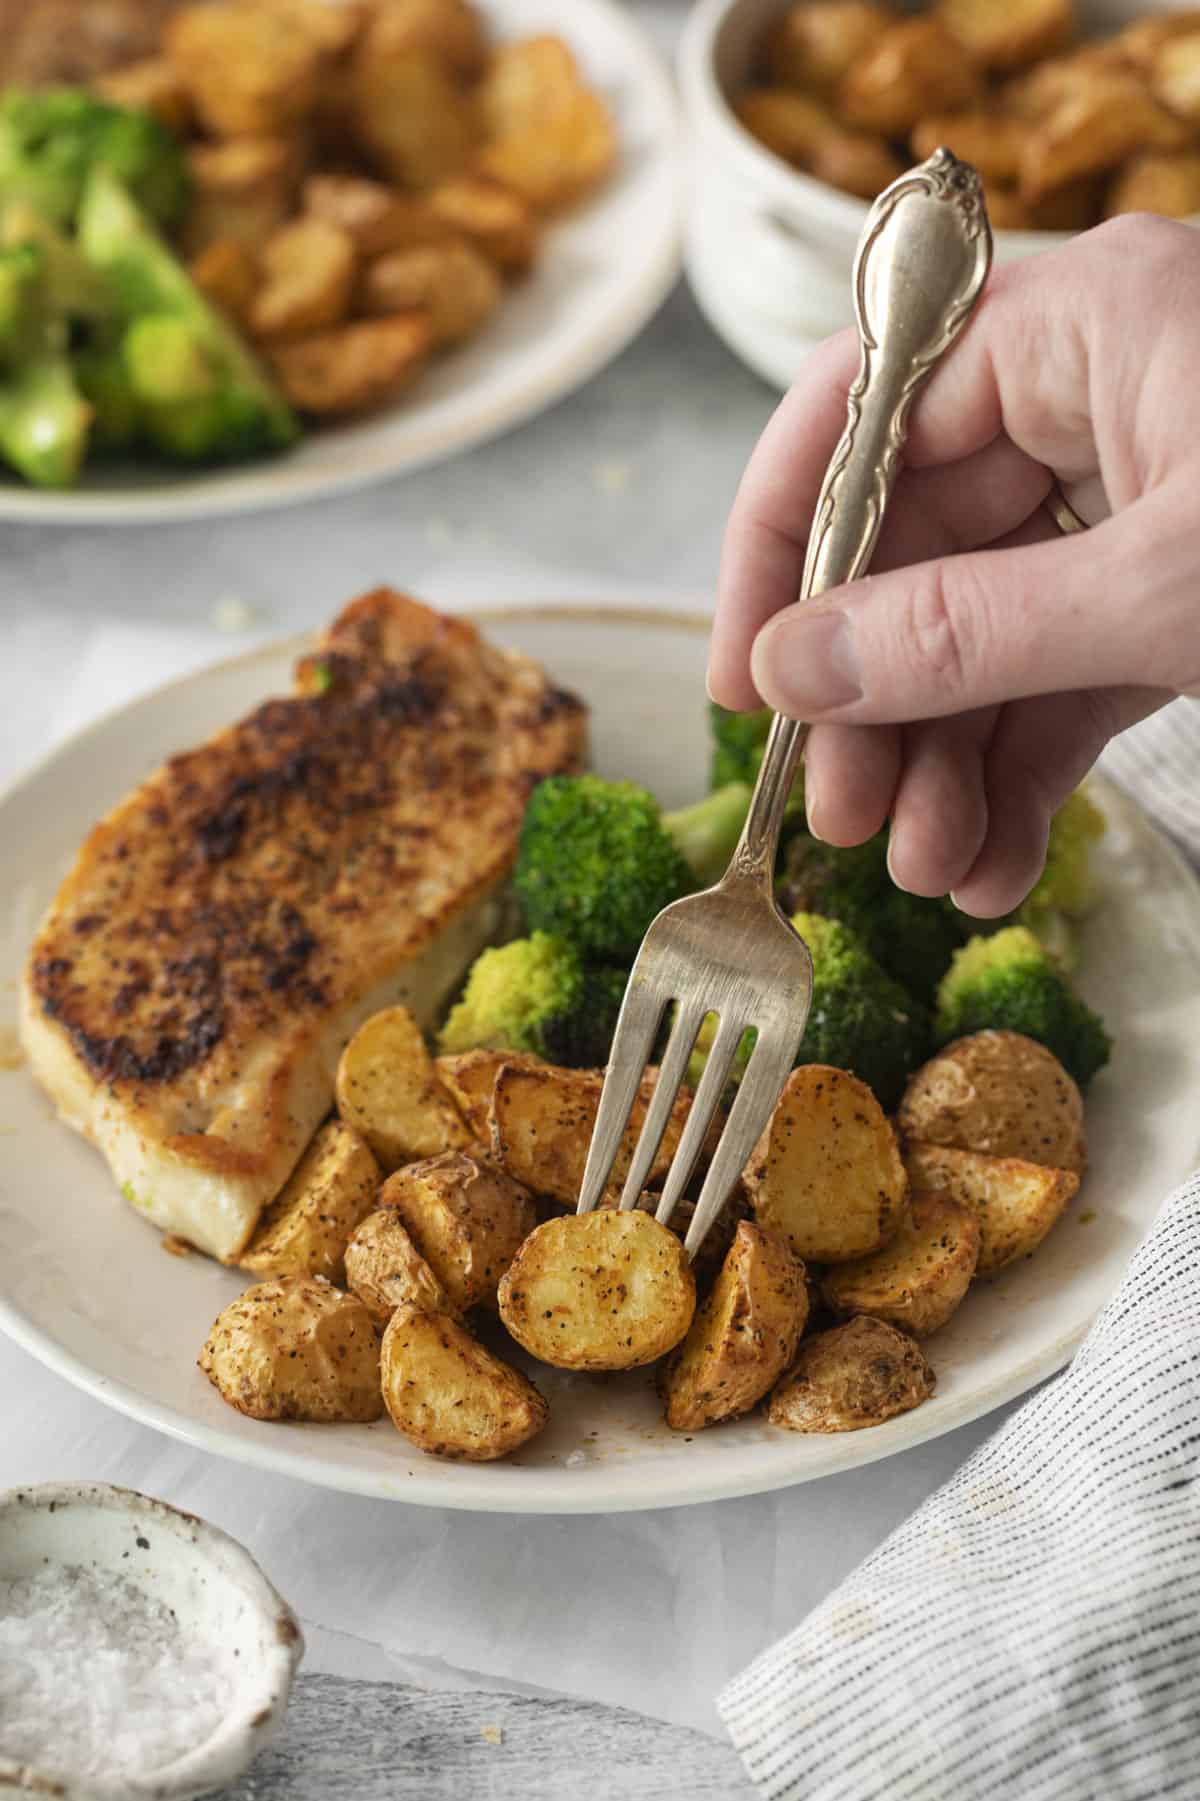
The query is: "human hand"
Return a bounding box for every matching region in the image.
[709,214,1200,916]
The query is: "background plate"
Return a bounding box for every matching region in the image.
[2,606,1199,1512]
[0,0,681,525]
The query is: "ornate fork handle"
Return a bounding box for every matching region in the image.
[730,150,993,887]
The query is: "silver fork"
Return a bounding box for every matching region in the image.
[575,150,994,1258]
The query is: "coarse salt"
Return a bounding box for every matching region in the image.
[0,1565,234,1783]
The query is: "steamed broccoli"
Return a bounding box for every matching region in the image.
[0,88,189,230]
[790,911,930,1110]
[936,926,1111,1089]
[438,933,628,1069]
[0,241,42,360]
[78,168,298,463]
[779,830,969,1003]
[1015,787,1107,971]
[515,775,754,963]
[74,343,139,451]
[0,347,90,487]
[709,702,804,820]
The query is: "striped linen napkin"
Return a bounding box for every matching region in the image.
[720,698,1200,1801]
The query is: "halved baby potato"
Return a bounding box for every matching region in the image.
[360,241,501,344]
[199,1275,383,1423]
[487,1061,691,1206]
[766,1,896,98]
[898,1031,1086,1173]
[838,18,980,136]
[936,0,1074,72]
[435,1047,544,1141]
[381,1305,548,1461]
[251,217,358,341]
[498,1209,696,1370]
[239,1119,380,1282]
[378,1150,537,1313]
[268,315,434,416]
[821,1190,981,1335]
[345,1208,458,1322]
[662,1222,808,1431]
[1019,73,1190,200]
[336,1005,471,1168]
[766,1316,935,1433]
[1107,150,1200,216]
[744,1065,907,1263]
[903,1141,1079,1274]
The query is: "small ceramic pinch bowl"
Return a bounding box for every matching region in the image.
[0,1483,303,1800]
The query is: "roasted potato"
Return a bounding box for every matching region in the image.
[744,1065,907,1263]
[361,241,501,343]
[345,1208,458,1322]
[239,1119,380,1282]
[479,35,581,136]
[733,89,834,166]
[911,111,1023,183]
[487,1061,691,1206]
[898,1031,1086,1173]
[904,1141,1079,1274]
[165,3,323,139]
[982,186,1036,228]
[96,57,193,132]
[434,1047,544,1141]
[1107,150,1200,217]
[766,2,896,97]
[303,173,456,255]
[256,0,366,58]
[381,1305,548,1460]
[377,1150,536,1313]
[766,1316,935,1433]
[598,1183,751,1292]
[252,217,358,341]
[498,1209,696,1370]
[199,1275,383,1422]
[821,1191,980,1335]
[1020,74,1190,199]
[1024,174,1106,229]
[477,88,615,212]
[183,137,302,256]
[428,176,540,274]
[352,48,477,190]
[1117,11,1200,72]
[1153,31,1200,121]
[362,0,487,81]
[839,19,981,136]
[936,0,1074,72]
[335,1005,470,1167]
[662,1223,808,1431]
[187,239,260,328]
[809,129,906,197]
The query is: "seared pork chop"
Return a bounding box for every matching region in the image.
[22,591,586,1260]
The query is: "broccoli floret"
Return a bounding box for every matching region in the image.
[790,911,930,1110]
[438,933,628,1069]
[0,241,43,362]
[0,88,189,229]
[686,1012,756,1092]
[515,775,698,962]
[0,202,115,326]
[77,168,298,463]
[74,343,139,450]
[709,702,805,820]
[0,347,91,488]
[936,925,1111,1089]
[662,781,751,886]
[1015,787,1106,971]
[779,830,969,1003]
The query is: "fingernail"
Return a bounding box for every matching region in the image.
[704,663,717,703]
[886,830,912,894]
[753,610,861,716]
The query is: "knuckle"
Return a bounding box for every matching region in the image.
[903,562,983,699]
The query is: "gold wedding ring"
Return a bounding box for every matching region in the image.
[1045,482,1089,535]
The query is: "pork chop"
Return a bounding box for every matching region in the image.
[21,590,587,1260]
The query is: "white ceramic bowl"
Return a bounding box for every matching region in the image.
[680,0,1199,386]
[0,1484,303,1800]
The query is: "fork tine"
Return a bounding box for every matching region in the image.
[683,1029,798,1258]
[617,999,707,1209]
[575,973,666,1214]
[654,1013,746,1231]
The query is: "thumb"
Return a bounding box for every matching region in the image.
[749,495,1198,725]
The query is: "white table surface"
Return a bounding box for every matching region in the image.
[0,1,1035,1775]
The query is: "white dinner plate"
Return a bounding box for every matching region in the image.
[0,0,681,526]
[3,606,1200,1513]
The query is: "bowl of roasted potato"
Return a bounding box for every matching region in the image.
[0,0,682,519]
[680,0,1200,385]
